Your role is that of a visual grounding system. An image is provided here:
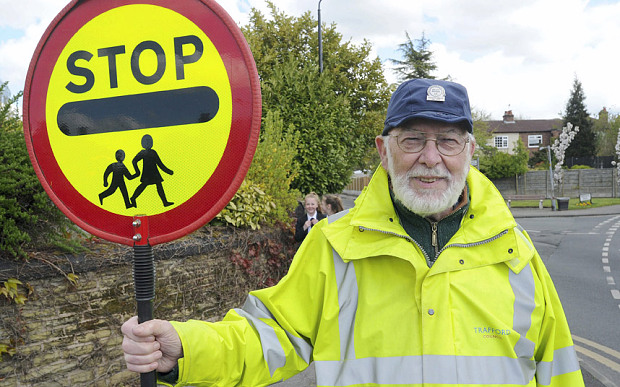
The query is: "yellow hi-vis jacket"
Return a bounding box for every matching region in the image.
[167,166,584,387]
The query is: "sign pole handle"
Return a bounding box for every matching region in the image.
[132,216,157,387]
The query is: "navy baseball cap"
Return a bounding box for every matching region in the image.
[383,79,473,135]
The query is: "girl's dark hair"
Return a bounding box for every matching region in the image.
[323,194,344,213]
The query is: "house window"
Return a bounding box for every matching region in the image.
[528,135,543,148]
[494,136,508,149]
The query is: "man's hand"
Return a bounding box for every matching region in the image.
[121,316,183,374]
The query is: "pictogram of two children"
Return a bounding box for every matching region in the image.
[99,134,174,209]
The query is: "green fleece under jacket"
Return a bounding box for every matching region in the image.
[390,186,470,267]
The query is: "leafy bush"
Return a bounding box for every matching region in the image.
[570,164,591,169]
[528,148,555,169]
[479,139,529,179]
[215,111,300,229]
[0,83,81,259]
[214,181,276,230]
[245,111,300,224]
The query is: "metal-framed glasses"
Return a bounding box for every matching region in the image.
[389,131,469,156]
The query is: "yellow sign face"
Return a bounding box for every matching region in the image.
[46,4,232,215]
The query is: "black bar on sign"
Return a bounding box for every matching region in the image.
[57,86,219,136]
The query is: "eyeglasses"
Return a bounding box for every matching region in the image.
[389,130,469,156]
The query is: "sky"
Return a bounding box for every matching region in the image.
[1,0,619,120]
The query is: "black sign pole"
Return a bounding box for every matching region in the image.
[132,216,156,387]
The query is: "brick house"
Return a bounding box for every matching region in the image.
[486,110,562,156]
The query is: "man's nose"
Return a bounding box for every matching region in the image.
[417,139,442,167]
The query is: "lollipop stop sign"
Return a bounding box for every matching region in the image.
[24,1,261,385]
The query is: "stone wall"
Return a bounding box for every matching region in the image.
[0,226,296,386]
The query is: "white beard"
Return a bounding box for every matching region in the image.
[386,142,471,217]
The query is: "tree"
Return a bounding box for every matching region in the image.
[611,113,620,153]
[260,57,355,194]
[609,114,620,185]
[562,77,596,159]
[471,109,493,160]
[390,32,437,81]
[551,122,579,190]
[594,108,617,157]
[242,2,391,194]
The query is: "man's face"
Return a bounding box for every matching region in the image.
[375,120,475,219]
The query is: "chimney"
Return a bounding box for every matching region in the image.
[503,110,515,123]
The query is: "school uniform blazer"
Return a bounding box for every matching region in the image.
[294,212,326,242]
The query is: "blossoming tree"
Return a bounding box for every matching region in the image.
[550,122,579,193]
[611,130,620,185]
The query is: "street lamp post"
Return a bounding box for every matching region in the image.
[318,0,323,73]
[540,145,557,211]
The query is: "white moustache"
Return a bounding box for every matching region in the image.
[407,167,451,180]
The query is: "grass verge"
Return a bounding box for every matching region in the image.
[507,197,620,210]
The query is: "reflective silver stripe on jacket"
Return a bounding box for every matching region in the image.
[332,248,358,360]
[327,209,349,224]
[512,227,581,381]
[235,295,313,376]
[535,345,581,385]
[315,355,540,385]
[510,262,537,362]
[329,209,357,360]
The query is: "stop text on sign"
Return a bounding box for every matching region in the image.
[66,35,204,93]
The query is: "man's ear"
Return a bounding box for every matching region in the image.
[376,135,389,170]
[468,136,476,158]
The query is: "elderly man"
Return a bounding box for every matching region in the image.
[122,79,584,386]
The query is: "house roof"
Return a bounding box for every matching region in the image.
[487,118,563,134]
[486,111,563,134]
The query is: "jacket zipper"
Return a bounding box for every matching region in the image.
[431,222,438,259]
[438,229,509,256]
[357,226,433,266]
[358,226,509,266]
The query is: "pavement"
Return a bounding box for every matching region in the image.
[509,203,620,218]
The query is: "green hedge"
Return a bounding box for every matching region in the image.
[0,83,80,258]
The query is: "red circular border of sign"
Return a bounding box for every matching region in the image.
[23,0,261,246]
